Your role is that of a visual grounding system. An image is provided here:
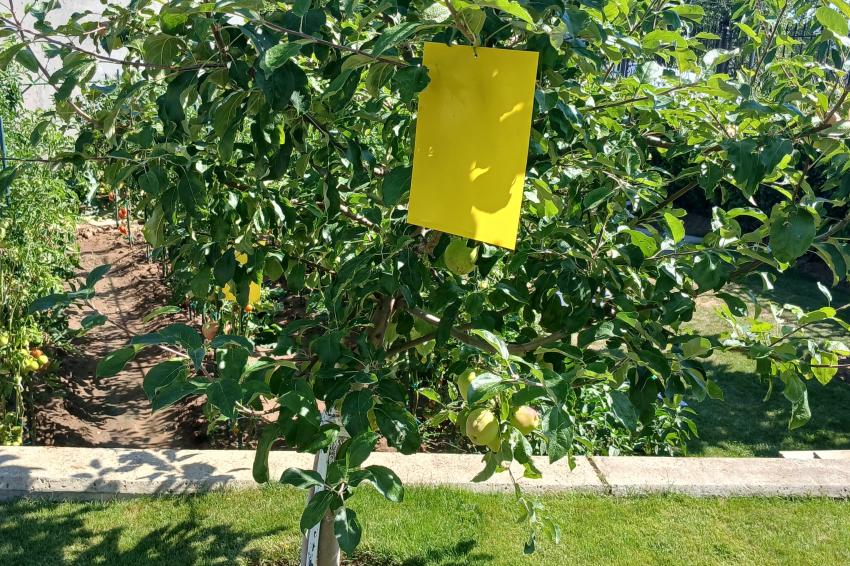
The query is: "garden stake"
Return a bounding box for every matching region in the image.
[0,116,8,206]
[301,409,347,566]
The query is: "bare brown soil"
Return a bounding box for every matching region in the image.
[35,224,206,448]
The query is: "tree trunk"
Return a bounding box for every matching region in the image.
[300,409,344,566]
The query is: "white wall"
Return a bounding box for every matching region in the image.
[14,0,126,110]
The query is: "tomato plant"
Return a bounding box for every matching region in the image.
[0,66,82,445]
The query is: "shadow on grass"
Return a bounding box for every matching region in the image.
[349,539,493,566]
[688,357,850,457]
[0,496,283,565]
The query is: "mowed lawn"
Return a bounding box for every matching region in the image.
[2,485,849,565]
[687,272,850,456]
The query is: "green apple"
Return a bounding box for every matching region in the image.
[466,408,499,446]
[444,239,478,276]
[509,405,541,435]
[456,369,477,402]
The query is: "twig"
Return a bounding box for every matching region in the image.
[751,0,790,84]
[253,17,408,68]
[629,180,698,227]
[6,4,92,122]
[6,23,224,71]
[586,81,704,112]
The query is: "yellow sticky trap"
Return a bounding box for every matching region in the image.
[223,251,261,304]
[408,43,539,250]
[223,281,261,305]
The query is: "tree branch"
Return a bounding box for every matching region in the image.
[405,306,569,356]
[586,81,704,112]
[630,180,699,227]
[6,5,92,122]
[6,23,224,71]
[252,17,408,68]
[750,0,790,83]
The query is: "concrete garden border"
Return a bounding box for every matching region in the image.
[2,446,850,501]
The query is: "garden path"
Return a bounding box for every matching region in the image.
[35,224,203,448]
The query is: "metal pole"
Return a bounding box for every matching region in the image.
[0,116,8,206]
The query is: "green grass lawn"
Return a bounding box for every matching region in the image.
[2,486,849,565]
[687,272,850,456]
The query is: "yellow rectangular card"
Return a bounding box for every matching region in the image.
[407,42,539,250]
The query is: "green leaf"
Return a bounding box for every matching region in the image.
[143,34,182,67]
[783,373,811,429]
[213,92,248,137]
[300,490,342,533]
[262,42,302,72]
[372,22,421,56]
[143,205,166,248]
[209,334,254,350]
[80,313,108,332]
[142,305,183,323]
[663,213,685,243]
[281,467,326,489]
[333,507,362,554]
[28,292,71,314]
[470,329,509,359]
[374,402,420,454]
[139,169,161,195]
[692,253,730,291]
[392,66,430,102]
[609,390,637,431]
[381,166,412,206]
[0,167,18,198]
[716,292,748,317]
[625,229,658,257]
[341,390,374,437]
[682,336,711,358]
[799,306,836,325]
[97,346,139,377]
[207,379,242,420]
[29,120,49,146]
[542,406,572,464]
[816,6,849,36]
[346,431,379,468]
[770,206,816,263]
[477,0,534,24]
[214,251,237,285]
[15,48,39,73]
[143,360,187,399]
[364,465,404,502]
[150,377,197,411]
[366,63,395,96]
[313,333,341,366]
[0,43,24,69]
[84,264,112,289]
[811,351,838,385]
[466,372,507,404]
[253,425,279,483]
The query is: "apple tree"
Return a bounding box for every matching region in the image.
[7,0,850,559]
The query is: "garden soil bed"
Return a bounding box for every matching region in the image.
[34,224,206,448]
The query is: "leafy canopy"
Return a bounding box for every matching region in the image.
[6,0,850,553]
